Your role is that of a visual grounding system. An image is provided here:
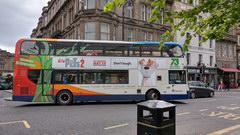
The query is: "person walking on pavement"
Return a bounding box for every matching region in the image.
[225,81,230,91]
[218,79,224,91]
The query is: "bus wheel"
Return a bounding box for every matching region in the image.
[57,90,73,105]
[146,90,160,100]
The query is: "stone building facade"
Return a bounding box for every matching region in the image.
[215,31,238,87]
[173,0,217,87]
[31,0,173,42]
[0,49,14,75]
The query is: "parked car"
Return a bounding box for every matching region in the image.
[188,81,214,99]
[0,76,12,90]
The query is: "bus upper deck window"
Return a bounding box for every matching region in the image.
[80,44,103,56]
[129,45,140,57]
[21,41,39,55]
[172,46,182,57]
[54,42,79,56]
[105,44,128,56]
[162,45,182,57]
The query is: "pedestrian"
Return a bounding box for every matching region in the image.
[225,81,230,91]
[218,79,224,91]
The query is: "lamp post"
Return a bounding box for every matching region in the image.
[122,0,133,41]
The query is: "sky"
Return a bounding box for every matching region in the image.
[0,0,49,53]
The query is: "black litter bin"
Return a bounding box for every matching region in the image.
[137,100,176,135]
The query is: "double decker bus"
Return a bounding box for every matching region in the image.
[13,39,188,105]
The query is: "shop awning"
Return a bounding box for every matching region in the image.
[219,68,240,72]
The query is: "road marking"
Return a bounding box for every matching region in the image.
[22,120,31,128]
[208,99,216,102]
[104,123,129,130]
[207,124,240,135]
[0,120,31,128]
[177,112,190,116]
[200,109,209,112]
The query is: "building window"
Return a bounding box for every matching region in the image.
[141,31,147,41]
[223,43,227,57]
[100,23,110,40]
[199,54,202,64]
[186,32,190,39]
[193,0,199,6]
[148,32,153,42]
[181,0,188,4]
[113,26,117,41]
[209,39,213,48]
[127,28,133,41]
[85,22,96,40]
[218,44,222,57]
[187,53,190,65]
[140,3,146,21]
[147,6,152,20]
[69,7,74,23]
[199,35,202,46]
[86,0,95,9]
[186,32,191,45]
[159,34,162,41]
[126,5,133,18]
[160,9,164,24]
[229,45,233,57]
[100,0,108,9]
[0,63,4,69]
[210,56,213,66]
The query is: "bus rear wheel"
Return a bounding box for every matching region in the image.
[146,90,160,100]
[56,90,73,105]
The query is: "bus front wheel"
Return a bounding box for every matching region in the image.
[56,90,73,105]
[146,90,160,100]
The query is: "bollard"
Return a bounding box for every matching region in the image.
[137,100,176,135]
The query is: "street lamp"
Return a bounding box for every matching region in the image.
[122,0,133,41]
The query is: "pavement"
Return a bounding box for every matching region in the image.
[214,88,240,92]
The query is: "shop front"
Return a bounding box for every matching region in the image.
[187,66,217,88]
[217,68,240,88]
[216,61,239,88]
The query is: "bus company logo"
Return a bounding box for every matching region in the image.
[170,58,180,69]
[65,58,85,68]
[93,60,106,66]
[58,58,65,63]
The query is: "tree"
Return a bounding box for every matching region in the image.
[104,0,240,52]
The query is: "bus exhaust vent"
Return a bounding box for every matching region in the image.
[20,87,29,94]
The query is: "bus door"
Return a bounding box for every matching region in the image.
[42,69,54,96]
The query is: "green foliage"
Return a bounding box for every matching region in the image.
[105,0,240,51]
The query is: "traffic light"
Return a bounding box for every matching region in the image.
[199,64,205,74]
[199,66,203,74]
